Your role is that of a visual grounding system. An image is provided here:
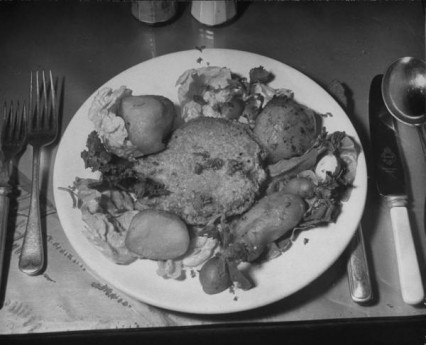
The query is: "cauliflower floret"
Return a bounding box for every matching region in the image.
[202,104,221,118]
[156,260,184,280]
[251,83,294,106]
[88,86,141,159]
[88,86,131,135]
[203,89,232,105]
[75,178,138,265]
[176,66,233,104]
[181,100,203,122]
[176,66,240,122]
[182,236,218,268]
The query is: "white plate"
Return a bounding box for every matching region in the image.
[53,49,367,314]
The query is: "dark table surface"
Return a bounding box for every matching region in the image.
[0,1,425,344]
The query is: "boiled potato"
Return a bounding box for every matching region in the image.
[125,209,190,260]
[254,96,318,163]
[119,95,176,156]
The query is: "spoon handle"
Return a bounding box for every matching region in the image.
[417,125,426,161]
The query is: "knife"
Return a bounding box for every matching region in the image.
[369,74,425,305]
[327,80,374,303]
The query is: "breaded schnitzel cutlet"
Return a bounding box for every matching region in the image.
[134,117,267,225]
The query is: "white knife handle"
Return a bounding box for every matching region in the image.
[389,205,424,305]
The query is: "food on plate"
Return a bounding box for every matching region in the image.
[314,152,341,182]
[249,66,274,84]
[182,235,218,267]
[67,62,360,297]
[176,66,243,122]
[118,95,176,155]
[199,255,232,294]
[339,136,359,186]
[88,86,135,159]
[73,178,138,265]
[280,177,315,199]
[226,192,306,262]
[80,130,137,188]
[254,96,319,163]
[125,209,190,260]
[175,65,293,124]
[88,87,176,159]
[133,117,267,225]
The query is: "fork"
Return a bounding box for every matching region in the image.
[19,71,58,276]
[1,101,27,291]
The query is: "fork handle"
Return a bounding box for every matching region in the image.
[19,146,44,275]
[0,185,11,290]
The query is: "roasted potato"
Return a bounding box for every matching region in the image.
[254,96,318,163]
[119,95,176,156]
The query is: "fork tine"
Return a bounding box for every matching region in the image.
[49,70,55,110]
[29,70,56,131]
[2,101,7,126]
[29,72,33,119]
[2,101,9,141]
[15,101,22,141]
[1,101,25,143]
[12,101,20,141]
[49,70,56,128]
[4,101,15,142]
[21,102,27,140]
[8,101,17,142]
[15,101,27,142]
[35,71,41,129]
[48,70,57,132]
[29,71,41,130]
[42,70,48,128]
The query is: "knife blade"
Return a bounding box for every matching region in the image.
[369,74,424,305]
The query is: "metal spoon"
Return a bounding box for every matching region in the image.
[382,57,426,160]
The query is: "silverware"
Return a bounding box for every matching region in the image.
[347,225,373,303]
[382,57,426,160]
[0,101,27,289]
[327,79,374,303]
[369,74,424,305]
[19,70,58,276]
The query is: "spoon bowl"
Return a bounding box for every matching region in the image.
[382,57,426,125]
[382,57,426,158]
